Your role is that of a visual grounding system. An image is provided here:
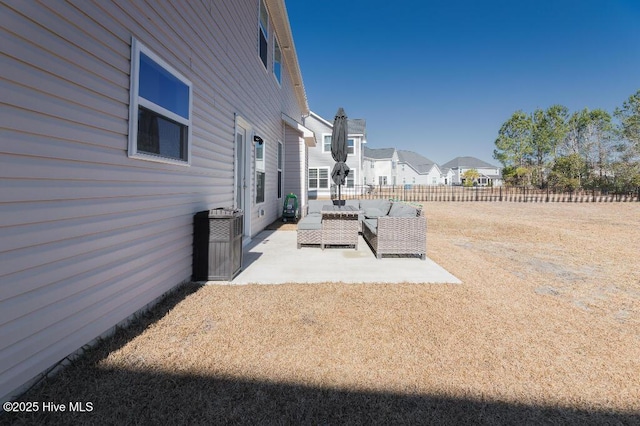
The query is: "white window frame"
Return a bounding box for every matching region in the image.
[346,170,356,188]
[322,134,332,153]
[323,134,356,155]
[308,167,330,190]
[273,35,282,85]
[128,38,192,165]
[258,0,269,69]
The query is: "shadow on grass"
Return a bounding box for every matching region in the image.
[4,282,639,425]
[5,370,639,425]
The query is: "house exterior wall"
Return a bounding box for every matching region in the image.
[1,0,307,402]
[397,164,442,185]
[452,167,503,186]
[282,124,306,210]
[303,113,363,199]
[363,152,398,186]
[441,169,454,185]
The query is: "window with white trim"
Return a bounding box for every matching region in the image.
[346,170,355,188]
[308,167,329,190]
[128,38,192,164]
[347,138,355,155]
[323,135,355,155]
[323,134,331,152]
[258,0,269,69]
[273,36,282,84]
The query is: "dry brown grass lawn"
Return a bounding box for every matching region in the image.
[6,202,640,425]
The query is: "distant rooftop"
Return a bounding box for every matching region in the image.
[397,150,438,174]
[347,119,366,135]
[307,111,366,138]
[363,146,395,159]
[441,156,498,170]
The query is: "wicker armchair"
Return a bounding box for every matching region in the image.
[362,206,427,259]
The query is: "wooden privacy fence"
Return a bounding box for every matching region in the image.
[332,185,640,203]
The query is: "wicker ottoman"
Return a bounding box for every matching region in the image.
[297,214,322,248]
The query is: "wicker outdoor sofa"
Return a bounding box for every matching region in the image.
[297,199,427,259]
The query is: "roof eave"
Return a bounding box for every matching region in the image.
[266,0,309,115]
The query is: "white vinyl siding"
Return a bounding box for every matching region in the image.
[283,124,306,205]
[1,0,305,403]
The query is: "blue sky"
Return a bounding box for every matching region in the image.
[285,0,640,166]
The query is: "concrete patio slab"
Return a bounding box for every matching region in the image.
[208,230,461,285]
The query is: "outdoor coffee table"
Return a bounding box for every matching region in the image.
[321,205,361,250]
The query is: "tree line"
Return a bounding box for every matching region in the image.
[493,89,640,193]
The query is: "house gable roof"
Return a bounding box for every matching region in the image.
[348,119,366,136]
[441,156,498,170]
[363,147,395,160]
[397,150,438,174]
[308,111,367,137]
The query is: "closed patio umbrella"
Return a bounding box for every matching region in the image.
[331,107,349,206]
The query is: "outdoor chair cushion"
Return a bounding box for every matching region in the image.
[388,202,419,218]
[362,218,378,235]
[307,200,326,215]
[364,207,385,218]
[359,199,391,215]
[297,215,322,230]
[344,199,360,209]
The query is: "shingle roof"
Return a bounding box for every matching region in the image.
[441,156,498,170]
[397,150,437,174]
[363,146,395,159]
[347,119,366,135]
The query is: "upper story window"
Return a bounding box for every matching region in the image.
[258,0,269,68]
[273,36,282,84]
[323,135,355,155]
[323,134,331,152]
[128,38,192,164]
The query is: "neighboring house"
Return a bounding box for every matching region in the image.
[396,150,442,186]
[363,147,398,186]
[1,0,314,403]
[441,156,503,186]
[441,168,455,186]
[303,111,366,199]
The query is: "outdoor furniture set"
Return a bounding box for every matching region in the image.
[297,199,427,259]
